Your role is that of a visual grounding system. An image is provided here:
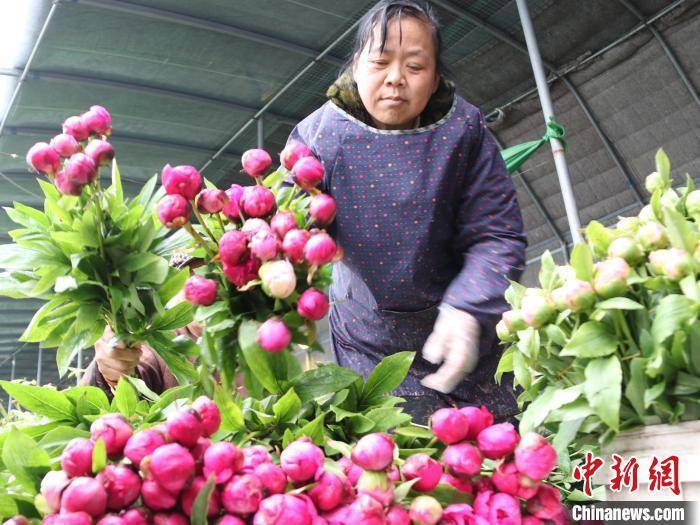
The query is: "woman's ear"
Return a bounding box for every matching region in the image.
[432,73,440,94]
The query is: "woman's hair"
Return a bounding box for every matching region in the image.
[346,0,450,80]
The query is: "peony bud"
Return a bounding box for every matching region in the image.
[83,105,112,135]
[27,142,61,175]
[62,115,89,141]
[593,257,630,298]
[197,189,228,214]
[250,230,280,261]
[649,248,694,280]
[157,194,191,228]
[221,474,264,515]
[356,470,394,507]
[550,279,596,313]
[616,216,640,234]
[352,433,395,472]
[608,237,643,265]
[296,288,329,320]
[257,318,291,353]
[292,157,324,190]
[223,256,260,288]
[686,190,700,217]
[192,395,222,437]
[430,408,469,445]
[636,222,668,251]
[476,422,520,460]
[166,408,203,448]
[222,184,244,221]
[645,171,665,194]
[409,496,442,525]
[203,442,244,484]
[241,148,272,178]
[64,153,97,184]
[161,164,202,200]
[458,405,494,442]
[270,212,298,239]
[84,139,115,167]
[241,185,276,218]
[401,454,442,492]
[60,438,94,478]
[303,233,337,266]
[308,470,351,511]
[514,433,557,482]
[90,413,133,458]
[219,230,248,265]
[184,275,218,306]
[501,310,527,333]
[259,260,296,299]
[282,229,310,263]
[50,134,82,158]
[309,194,336,226]
[442,443,482,478]
[526,485,564,520]
[520,289,556,328]
[280,141,313,171]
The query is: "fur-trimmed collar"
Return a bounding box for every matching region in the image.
[326,68,456,128]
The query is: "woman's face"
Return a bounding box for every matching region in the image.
[353,16,440,130]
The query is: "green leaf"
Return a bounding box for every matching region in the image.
[262,170,286,190]
[38,426,91,454]
[644,381,666,409]
[112,378,138,417]
[393,478,420,501]
[135,174,158,210]
[92,438,107,474]
[123,253,161,272]
[364,407,411,432]
[625,358,647,419]
[655,148,670,183]
[123,377,160,402]
[495,346,514,384]
[663,207,696,253]
[595,298,644,310]
[504,280,526,309]
[538,250,560,290]
[57,329,96,377]
[361,351,415,402]
[583,356,622,431]
[297,413,325,445]
[394,425,434,440]
[519,385,582,434]
[151,301,194,331]
[512,350,531,390]
[561,321,618,358]
[135,258,170,284]
[2,427,51,494]
[111,158,123,202]
[325,438,353,458]
[570,243,594,282]
[0,381,76,422]
[191,475,216,525]
[585,220,612,258]
[429,483,471,506]
[157,268,189,305]
[273,388,302,424]
[651,294,693,344]
[291,364,360,403]
[0,494,18,519]
[213,384,245,431]
[238,319,282,394]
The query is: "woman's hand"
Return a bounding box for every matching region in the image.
[94,326,143,386]
[420,305,480,394]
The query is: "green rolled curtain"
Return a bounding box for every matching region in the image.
[500,118,566,174]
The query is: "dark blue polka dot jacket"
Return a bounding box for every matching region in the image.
[287,95,527,418]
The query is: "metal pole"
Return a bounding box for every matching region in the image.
[7,356,16,412]
[76,349,83,385]
[617,0,700,109]
[36,347,43,386]
[491,132,568,256]
[257,117,264,149]
[515,0,582,244]
[0,1,59,137]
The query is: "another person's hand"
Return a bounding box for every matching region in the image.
[421,304,480,394]
[94,326,143,386]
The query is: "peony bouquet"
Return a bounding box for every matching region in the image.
[154,143,342,396]
[0,106,196,381]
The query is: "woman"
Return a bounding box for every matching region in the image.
[285,0,526,422]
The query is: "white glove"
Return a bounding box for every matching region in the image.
[421,304,480,394]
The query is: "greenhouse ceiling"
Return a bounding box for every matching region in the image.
[0,0,698,386]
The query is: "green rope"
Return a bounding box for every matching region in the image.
[500,117,567,174]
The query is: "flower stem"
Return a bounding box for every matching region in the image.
[216,213,226,234]
[184,222,216,258]
[283,184,298,210]
[192,204,218,243]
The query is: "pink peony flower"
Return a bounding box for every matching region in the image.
[161,164,202,200]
